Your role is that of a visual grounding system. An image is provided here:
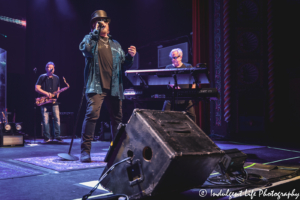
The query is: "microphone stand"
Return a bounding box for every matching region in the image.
[32,68,38,144]
[171,74,178,111]
[33,105,37,143]
[57,86,86,161]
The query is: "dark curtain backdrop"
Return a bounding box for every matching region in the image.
[0,0,27,126]
[17,0,193,137]
[0,0,26,74]
[192,0,210,131]
[272,0,300,141]
[3,0,299,142]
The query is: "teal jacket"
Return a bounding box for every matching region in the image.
[79,30,133,99]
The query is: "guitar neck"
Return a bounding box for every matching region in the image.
[52,87,69,96]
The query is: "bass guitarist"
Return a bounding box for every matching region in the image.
[35,61,63,143]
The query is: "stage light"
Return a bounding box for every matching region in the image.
[0,33,7,38]
[21,20,26,27]
[0,16,26,27]
[16,123,22,131]
[0,113,25,146]
[1,122,23,133]
[0,123,24,147]
[4,123,11,131]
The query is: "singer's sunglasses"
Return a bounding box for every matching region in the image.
[172,56,181,60]
[98,18,109,23]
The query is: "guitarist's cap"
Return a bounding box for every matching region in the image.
[45,61,55,68]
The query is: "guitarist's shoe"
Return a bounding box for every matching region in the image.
[44,138,51,143]
[55,137,64,142]
[80,151,91,162]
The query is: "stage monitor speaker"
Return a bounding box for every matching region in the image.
[101,109,224,199]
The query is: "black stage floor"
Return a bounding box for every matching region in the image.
[1,137,300,200]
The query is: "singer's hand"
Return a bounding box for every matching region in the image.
[95,21,106,31]
[128,46,136,57]
[192,83,196,89]
[95,22,100,31]
[98,21,106,28]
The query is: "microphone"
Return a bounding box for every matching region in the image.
[50,69,53,72]
[97,21,104,28]
[93,20,105,34]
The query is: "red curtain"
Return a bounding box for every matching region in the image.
[192,0,209,129]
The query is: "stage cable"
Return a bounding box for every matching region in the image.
[82,157,131,200]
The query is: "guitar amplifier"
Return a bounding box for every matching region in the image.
[60,112,74,136]
[0,123,24,147]
[0,134,24,147]
[41,112,74,137]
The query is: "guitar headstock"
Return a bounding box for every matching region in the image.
[63,77,70,88]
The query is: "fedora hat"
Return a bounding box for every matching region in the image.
[90,10,111,28]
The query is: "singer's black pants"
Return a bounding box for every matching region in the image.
[81,90,122,154]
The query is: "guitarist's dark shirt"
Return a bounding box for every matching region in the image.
[36,74,60,99]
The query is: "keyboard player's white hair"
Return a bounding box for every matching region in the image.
[169,48,183,58]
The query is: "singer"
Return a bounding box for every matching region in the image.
[79,10,136,162]
[35,62,63,143]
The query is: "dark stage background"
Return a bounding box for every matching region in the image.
[1,0,193,138]
[0,0,299,143]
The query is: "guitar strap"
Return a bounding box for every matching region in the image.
[41,76,47,90]
[40,76,55,108]
[42,75,56,95]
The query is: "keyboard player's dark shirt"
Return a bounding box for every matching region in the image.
[162,63,196,122]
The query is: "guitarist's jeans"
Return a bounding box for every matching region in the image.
[81,90,122,154]
[41,105,61,140]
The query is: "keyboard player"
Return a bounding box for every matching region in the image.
[162,48,196,122]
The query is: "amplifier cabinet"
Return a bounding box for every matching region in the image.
[41,112,74,137]
[0,134,24,147]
